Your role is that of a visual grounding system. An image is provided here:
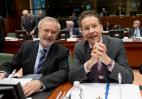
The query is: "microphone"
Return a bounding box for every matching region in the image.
[8,69,16,80]
[118,72,122,84]
[139,64,142,74]
[118,72,122,99]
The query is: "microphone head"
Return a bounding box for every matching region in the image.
[139,64,142,74]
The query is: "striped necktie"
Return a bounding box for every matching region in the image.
[36,49,47,74]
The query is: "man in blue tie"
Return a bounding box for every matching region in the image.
[0,17,69,97]
[69,10,133,84]
[129,19,142,38]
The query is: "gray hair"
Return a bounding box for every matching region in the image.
[38,16,61,33]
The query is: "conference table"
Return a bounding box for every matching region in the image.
[48,82,142,99]
[3,39,142,68]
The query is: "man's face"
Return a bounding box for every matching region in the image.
[81,16,103,45]
[39,21,59,47]
[133,20,140,28]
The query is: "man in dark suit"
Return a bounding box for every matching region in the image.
[69,10,133,84]
[65,20,81,38]
[0,16,5,52]
[0,17,69,97]
[21,10,38,39]
[129,20,142,38]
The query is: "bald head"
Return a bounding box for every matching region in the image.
[22,10,29,16]
[66,21,74,29]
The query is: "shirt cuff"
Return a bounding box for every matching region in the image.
[107,60,115,72]
[0,71,8,77]
[38,81,45,92]
[84,62,91,73]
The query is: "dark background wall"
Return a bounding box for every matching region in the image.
[0,0,30,34]
[1,0,142,35]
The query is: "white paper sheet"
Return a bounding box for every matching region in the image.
[3,78,32,86]
[67,83,142,99]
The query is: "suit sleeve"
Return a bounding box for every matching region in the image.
[40,47,69,91]
[0,42,27,74]
[21,16,26,31]
[108,40,134,84]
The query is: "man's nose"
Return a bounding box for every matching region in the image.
[47,31,52,36]
[89,27,95,33]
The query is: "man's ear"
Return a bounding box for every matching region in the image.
[79,28,82,34]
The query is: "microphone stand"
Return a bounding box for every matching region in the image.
[118,72,122,99]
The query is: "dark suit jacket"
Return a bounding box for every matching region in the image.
[129,28,142,38]
[115,10,125,16]
[0,16,5,42]
[21,15,38,33]
[62,28,81,38]
[72,28,81,36]
[0,16,5,52]
[0,40,69,91]
[69,35,133,84]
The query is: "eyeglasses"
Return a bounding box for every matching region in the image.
[40,28,57,34]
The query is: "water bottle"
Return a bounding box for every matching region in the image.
[70,81,83,99]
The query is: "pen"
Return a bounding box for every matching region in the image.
[105,83,110,99]
[118,72,122,99]
[8,69,16,79]
[56,90,62,99]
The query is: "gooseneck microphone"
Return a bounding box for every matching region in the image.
[139,64,142,74]
[118,72,122,99]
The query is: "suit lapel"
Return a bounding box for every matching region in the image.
[102,35,109,56]
[84,41,92,61]
[102,36,110,82]
[40,43,57,73]
[29,41,39,72]
[132,28,135,36]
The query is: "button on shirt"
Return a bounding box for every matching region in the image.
[34,44,51,74]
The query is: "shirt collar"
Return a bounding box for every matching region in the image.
[38,43,51,53]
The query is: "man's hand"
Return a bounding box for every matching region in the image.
[23,80,42,97]
[92,42,111,65]
[0,72,6,80]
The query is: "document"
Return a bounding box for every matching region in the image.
[2,74,42,87]
[66,83,142,99]
[3,78,32,86]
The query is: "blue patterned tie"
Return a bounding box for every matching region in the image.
[36,49,47,74]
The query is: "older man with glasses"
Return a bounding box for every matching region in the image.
[0,17,69,97]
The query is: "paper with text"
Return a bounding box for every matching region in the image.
[71,83,142,99]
